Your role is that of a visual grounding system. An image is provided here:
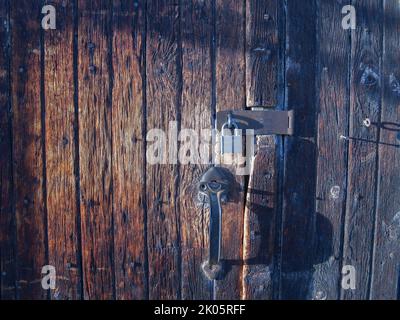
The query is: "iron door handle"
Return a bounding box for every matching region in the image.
[198,167,231,280]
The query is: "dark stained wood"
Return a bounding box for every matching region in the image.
[215,0,246,300]
[313,0,350,300]
[242,0,280,300]
[242,136,277,300]
[280,0,317,299]
[246,0,278,107]
[11,0,48,300]
[370,0,400,300]
[44,0,82,300]
[342,0,382,300]
[3,0,400,301]
[0,0,16,300]
[180,0,213,300]
[146,0,181,300]
[111,0,147,300]
[77,0,114,300]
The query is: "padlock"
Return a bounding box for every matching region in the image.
[220,122,242,155]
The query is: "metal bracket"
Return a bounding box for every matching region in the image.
[216,109,294,136]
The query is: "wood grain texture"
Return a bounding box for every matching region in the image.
[280,0,317,300]
[111,0,147,300]
[342,0,382,300]
[77,0,114,300]
[2,0,400,301]
[11,0,48,300]
[146,0,181,300]
[370,0,400,300]
[242,0,280,300]
[242,136,277,300]
[313,0,350,301]
[0,0,16,300]
[245,0,278,107]
[44,0,82,300]
[215,0,245,300]
[180,0,213,300]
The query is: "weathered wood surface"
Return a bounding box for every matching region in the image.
[342,0,382,300]
[111,0,147,300]
[370,0,400,300]
[77,0,114,300]
[242,0,279,300]
[0,0,15,300]
[44,0,81,300]
[1,0,400,300]
[146,0,181,300]
[242,136,277,300]
[180,0,213,300]
[215,0,246,300]
[280,0,317,299]
[245,0,278,108]
[313,0,350,300]
[11,0,48,300]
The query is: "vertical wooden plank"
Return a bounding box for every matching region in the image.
[180,0,213,300]
[111,0,147,300]
[242,0,279,300]
[280,0,317,299]
[215,0,245,300]
[245,0,278,107]
[0,0,16,300]
[242,136,277,300]
[370,0,400,300]
[342,0,382,300]
[313,0,350,300]
[44,0,82,300]
[77,0,114,300]
[11,0,48,300]
[146,0,181,300]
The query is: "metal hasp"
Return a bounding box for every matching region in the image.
[198,167,232,280]
[198,110,293,280]
[216,109,294,136]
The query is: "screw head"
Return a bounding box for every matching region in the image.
[363,118,371,127]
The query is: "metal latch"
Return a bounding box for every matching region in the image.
[197,109,294,280]
[216,109,294,136]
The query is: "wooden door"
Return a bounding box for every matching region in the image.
[1,0,400,300]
